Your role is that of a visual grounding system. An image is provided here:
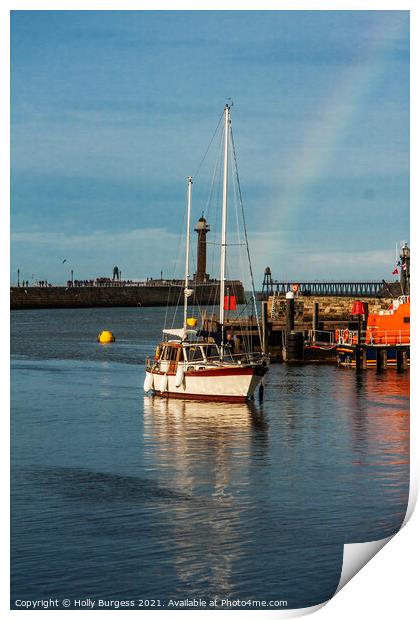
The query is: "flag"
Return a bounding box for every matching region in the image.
[224,295,237,311]
[392,267,399,275]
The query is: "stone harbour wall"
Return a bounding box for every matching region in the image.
[11,281,245,310]
[268,295,393,324]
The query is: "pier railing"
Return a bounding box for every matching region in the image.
[262,281,385,298]
[336,329,410,346]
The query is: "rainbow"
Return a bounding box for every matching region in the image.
[270,14,408,226]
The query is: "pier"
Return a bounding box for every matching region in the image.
[205,292,410,368]
[10,280,245,310]
[260,269,386,299]
[258,266,405,299]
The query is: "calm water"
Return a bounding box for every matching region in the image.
[11,307,409,609]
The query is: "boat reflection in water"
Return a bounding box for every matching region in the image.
[142,396,268,599]
[142,395,268,494]
[143,395,267,431]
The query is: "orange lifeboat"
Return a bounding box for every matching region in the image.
[365,296,410,345]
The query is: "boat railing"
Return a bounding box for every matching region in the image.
[336,329,410,346]
[364,329,410,345]
[205,351,267,365]
[145,352,265,370]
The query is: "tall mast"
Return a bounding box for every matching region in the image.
[183,176,193,336]
[219,104,230,342]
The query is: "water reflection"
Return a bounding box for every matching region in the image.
[349,370,409,469]
[142,396,269,598]
[142,396,269,495]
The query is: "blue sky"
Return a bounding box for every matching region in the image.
[10,10,409,285]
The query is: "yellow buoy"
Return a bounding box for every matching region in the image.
[98,330,115,343]
[186,317,197,327]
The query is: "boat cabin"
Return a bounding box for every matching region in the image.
[156,340,235,373]
[157,341,221,362]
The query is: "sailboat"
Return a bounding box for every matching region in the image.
[143,104,269,402]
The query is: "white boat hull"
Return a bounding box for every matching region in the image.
[145,365,266,402]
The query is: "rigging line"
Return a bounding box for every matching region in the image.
[165,184,189,330]
[230,154,253,357]
[230,139,247,297]
[204,124,225,220]
[226,297,254,323]
[226,135,252,357]
[191,132,220,325]
[201,127,224,323]
[225,263,254,360]
[193,110,224,180]
[203,128,221,228]
[226,149,245,352]
[205,143,223,320]
[170,286,184,329]
[230,124,263,350]
[191,283,211,329]
[203,127,224,328]
[225,257,248,351]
